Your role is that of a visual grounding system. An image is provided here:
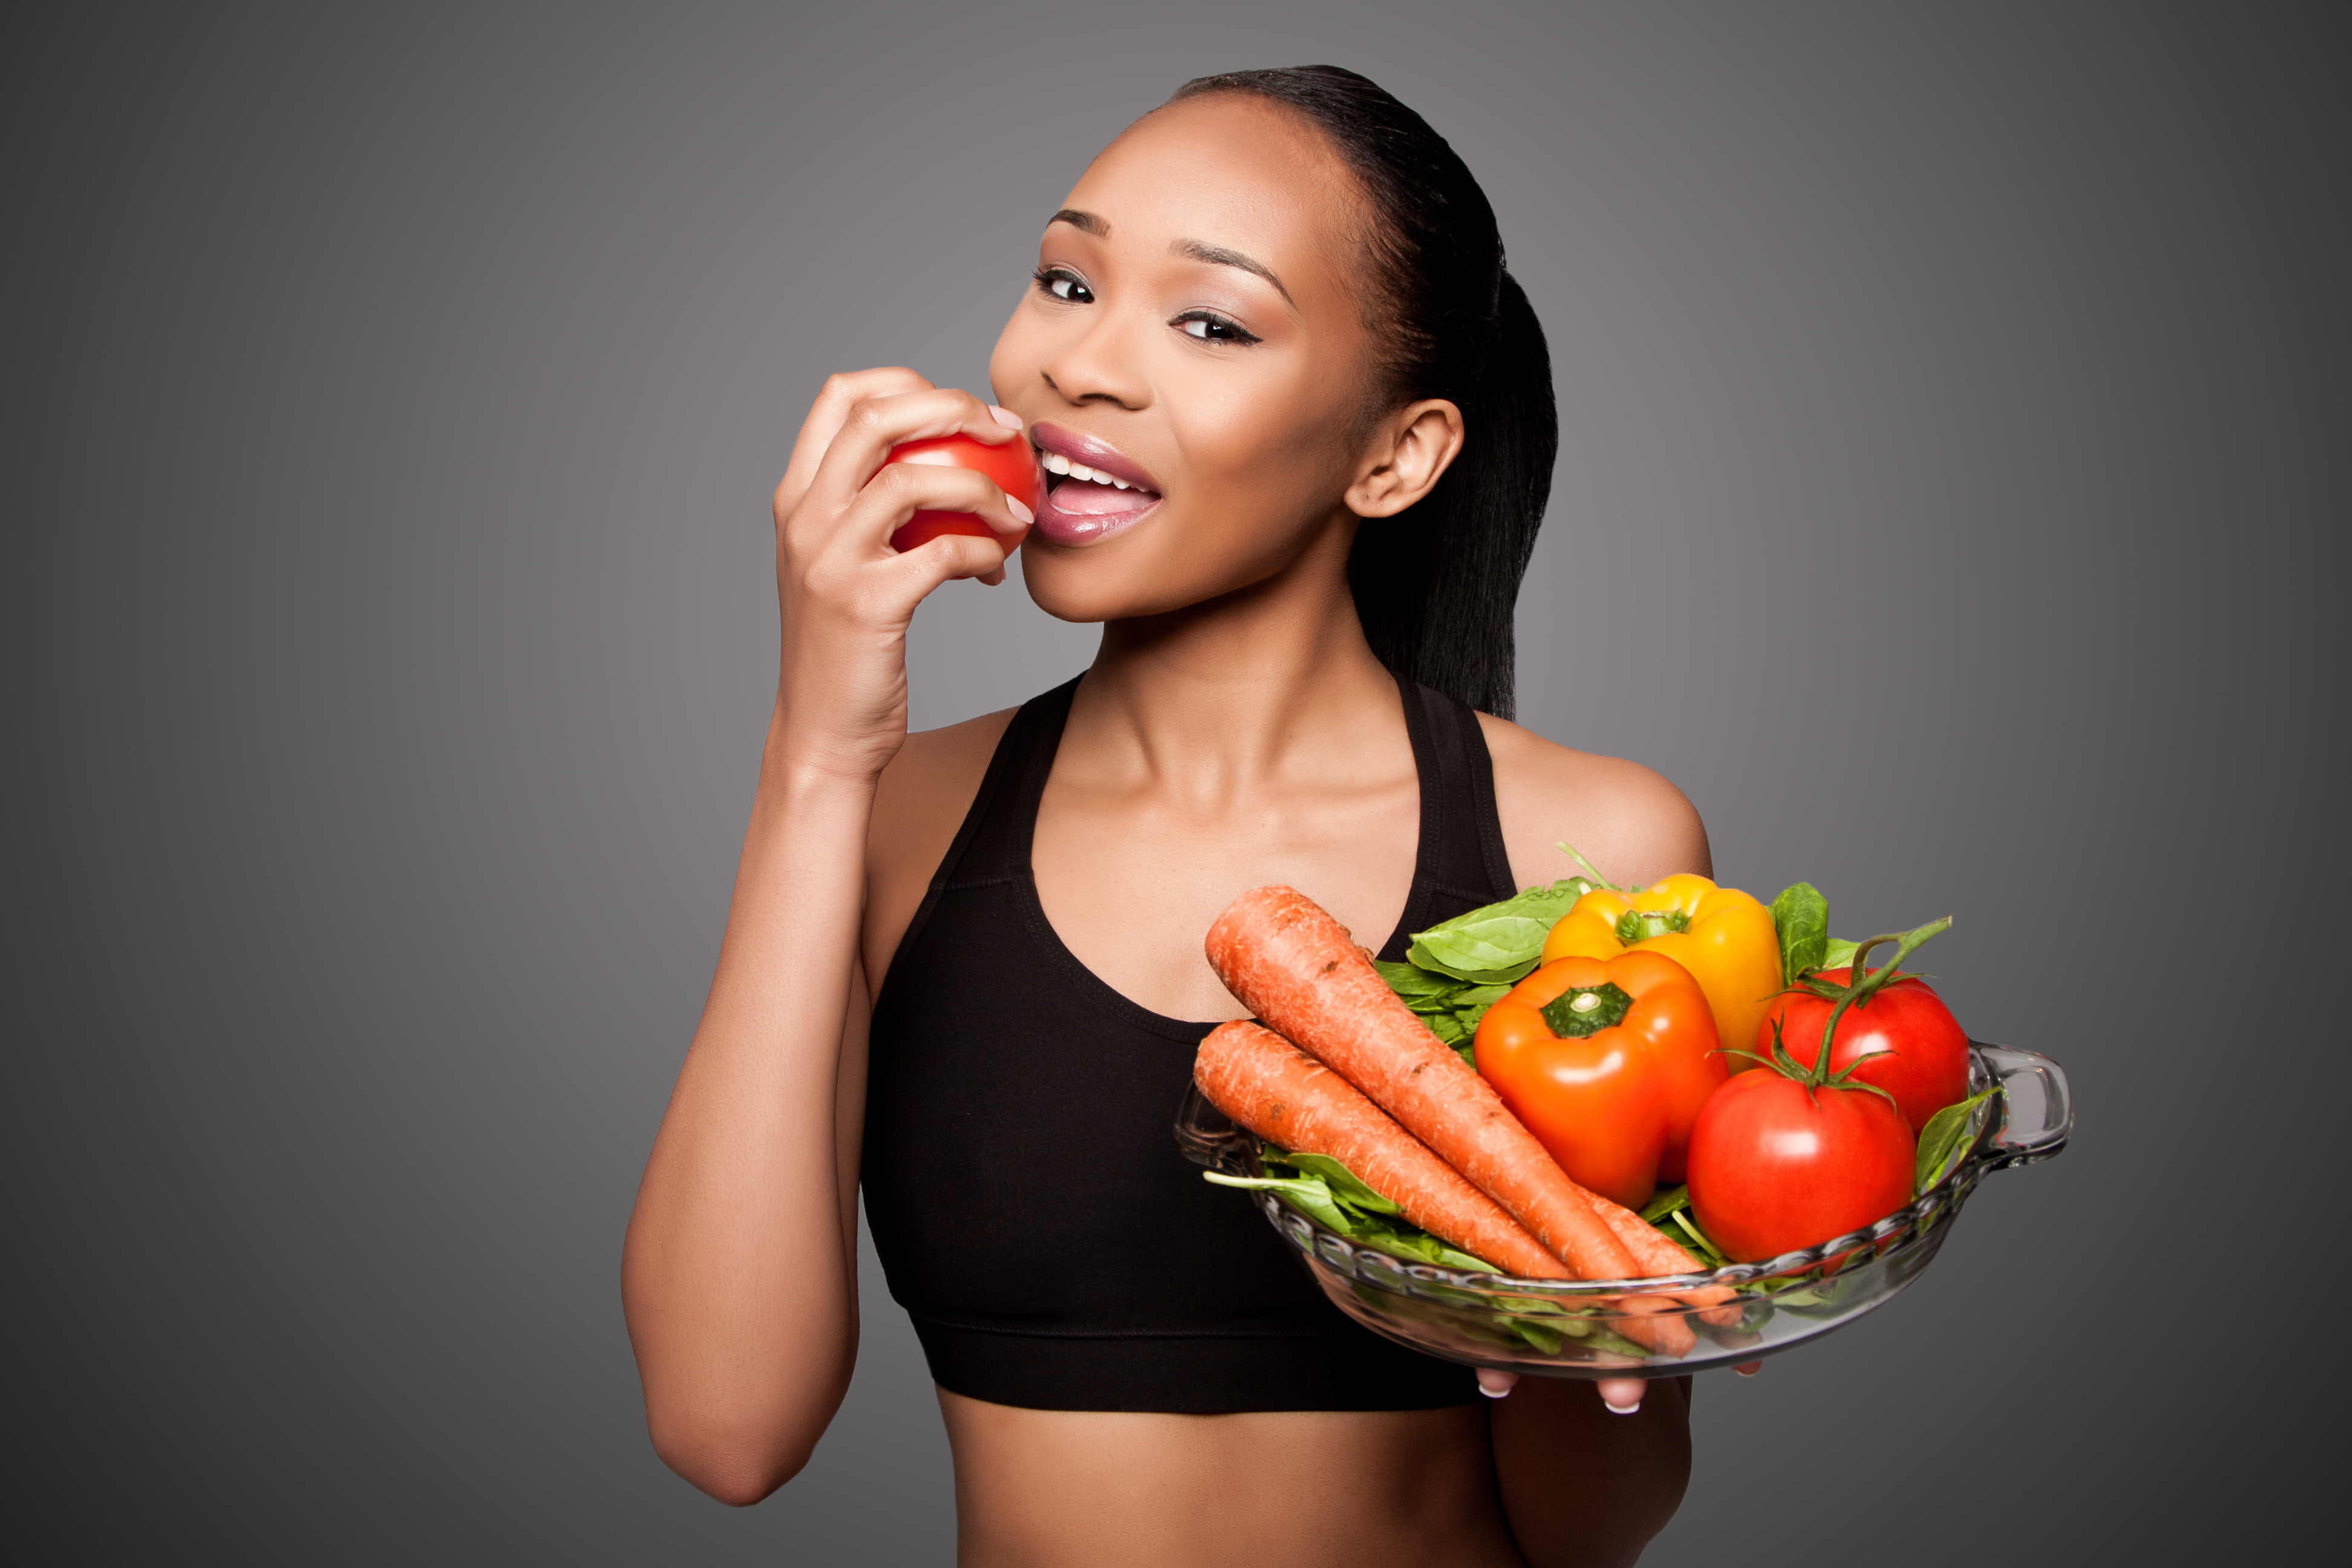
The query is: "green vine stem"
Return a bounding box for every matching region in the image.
[1720,915,1950,1109]
[1810,916,1952,1074]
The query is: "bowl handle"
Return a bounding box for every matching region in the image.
[1172,1080,1252,1172]
[1973,1043,2071,1169]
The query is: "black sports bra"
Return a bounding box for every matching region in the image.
[861,672,1520,1413]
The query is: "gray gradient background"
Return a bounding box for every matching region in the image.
[12,2,2341,1562]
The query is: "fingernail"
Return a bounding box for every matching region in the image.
[1007,497,1034,525]
[1736,1361,1762,1377]
[1604,1399,1641,1415]
[989,405,1022,430]
[1478,1383,1509,1399]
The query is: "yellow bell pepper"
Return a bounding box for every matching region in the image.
[1541,874,1783,1071]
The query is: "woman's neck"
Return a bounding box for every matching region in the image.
[1066,521,1403,797]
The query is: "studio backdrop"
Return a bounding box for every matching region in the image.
[12,3,2336,1562]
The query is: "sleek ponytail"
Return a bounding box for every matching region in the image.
[1171,66,1557,720]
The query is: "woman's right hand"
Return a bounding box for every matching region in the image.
[771,368,1033,782]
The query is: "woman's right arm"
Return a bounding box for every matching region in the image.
[621,370,1031,1505]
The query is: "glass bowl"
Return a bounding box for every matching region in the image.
[1175,1042,2070,1378]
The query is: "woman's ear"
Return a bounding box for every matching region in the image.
[1346,399,1465,518]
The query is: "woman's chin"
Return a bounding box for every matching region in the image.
[1019,540,1212,626]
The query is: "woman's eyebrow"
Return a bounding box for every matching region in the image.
[1172,238,1295,305]
[1048,208,1106,235]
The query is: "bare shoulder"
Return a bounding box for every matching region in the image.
[1475,713,1712,890]
[862,708,1018,995]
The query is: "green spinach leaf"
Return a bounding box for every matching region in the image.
[1373,958,1469,1005]
[1638,1184,1692,1224]
[1346,1213,1500,1273]
[1670,1208,1730,1267]
[1281,1152,1402,1215]
[1769,883,1830,986]
[1442,986,1509,1045]
[1235,1148,1500,1273]
[1203,1172,1354,1234]
[1406,879,1593,982]
[1914,1087,1999,1194]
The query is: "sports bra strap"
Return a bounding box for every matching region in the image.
[1389,676,1520,958]
[934,675,1083,890]
[892,670,1517,993]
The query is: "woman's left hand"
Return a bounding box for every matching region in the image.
[1478,1362,1760,1411]
[1477,1368,1646,1412]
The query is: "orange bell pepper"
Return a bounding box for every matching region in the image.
[1541,874,1782,1074]
[1473,950,1725,1207]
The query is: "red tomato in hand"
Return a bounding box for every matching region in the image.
[1755,970,1969,1134]
[884,434,1038,552]
[1686,1073,1915,1263]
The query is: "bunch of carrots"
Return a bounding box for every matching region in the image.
[1195,886,1735,1354]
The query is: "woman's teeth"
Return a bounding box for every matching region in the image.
[1040,451,1146,491]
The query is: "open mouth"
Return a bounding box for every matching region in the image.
[1030,422,1163,546]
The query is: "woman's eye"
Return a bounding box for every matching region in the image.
[1034,268,1093,304]
[1175,312,1261,345]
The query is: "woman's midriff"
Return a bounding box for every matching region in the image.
[937,1390,1528,1567]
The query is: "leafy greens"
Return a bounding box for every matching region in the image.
[1206,1147,1498,1273]
[1403,877,1600,984]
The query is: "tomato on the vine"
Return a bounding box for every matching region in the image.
[1685,1070,1915,1263]
[884,434,1039,552]
[1756,968,1968,1134]
[1688,916,1959,1261]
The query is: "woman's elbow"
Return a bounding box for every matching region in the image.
[624,1293,858,1506]
[648,1408,822,1506]
[639,1359,852,1507]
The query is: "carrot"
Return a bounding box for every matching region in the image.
[1583,1191,1741,1324]
[1194,1021,1572,1281]
[1596,1200,1707,1278]
[1198,1022,1696,1355]
[1206,886,1641,1283]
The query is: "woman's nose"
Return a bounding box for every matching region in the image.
[1040,306,1154,410]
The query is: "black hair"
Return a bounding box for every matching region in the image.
[1170,65,1556,720]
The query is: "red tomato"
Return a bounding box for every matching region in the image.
[1686,1073,1916,1263]
[884,434,1038,552]
[1755,970,1969,1134]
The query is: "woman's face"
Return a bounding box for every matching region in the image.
[988,93,1387,624]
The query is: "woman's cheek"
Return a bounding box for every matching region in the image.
[988,310,1045,406]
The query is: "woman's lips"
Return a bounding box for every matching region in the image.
[1030,422,1161,491]
[1029,421,1164,547]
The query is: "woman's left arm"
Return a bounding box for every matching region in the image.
[1489,1376,1694,1568]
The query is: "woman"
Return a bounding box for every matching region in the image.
[624,67,1707,1567]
